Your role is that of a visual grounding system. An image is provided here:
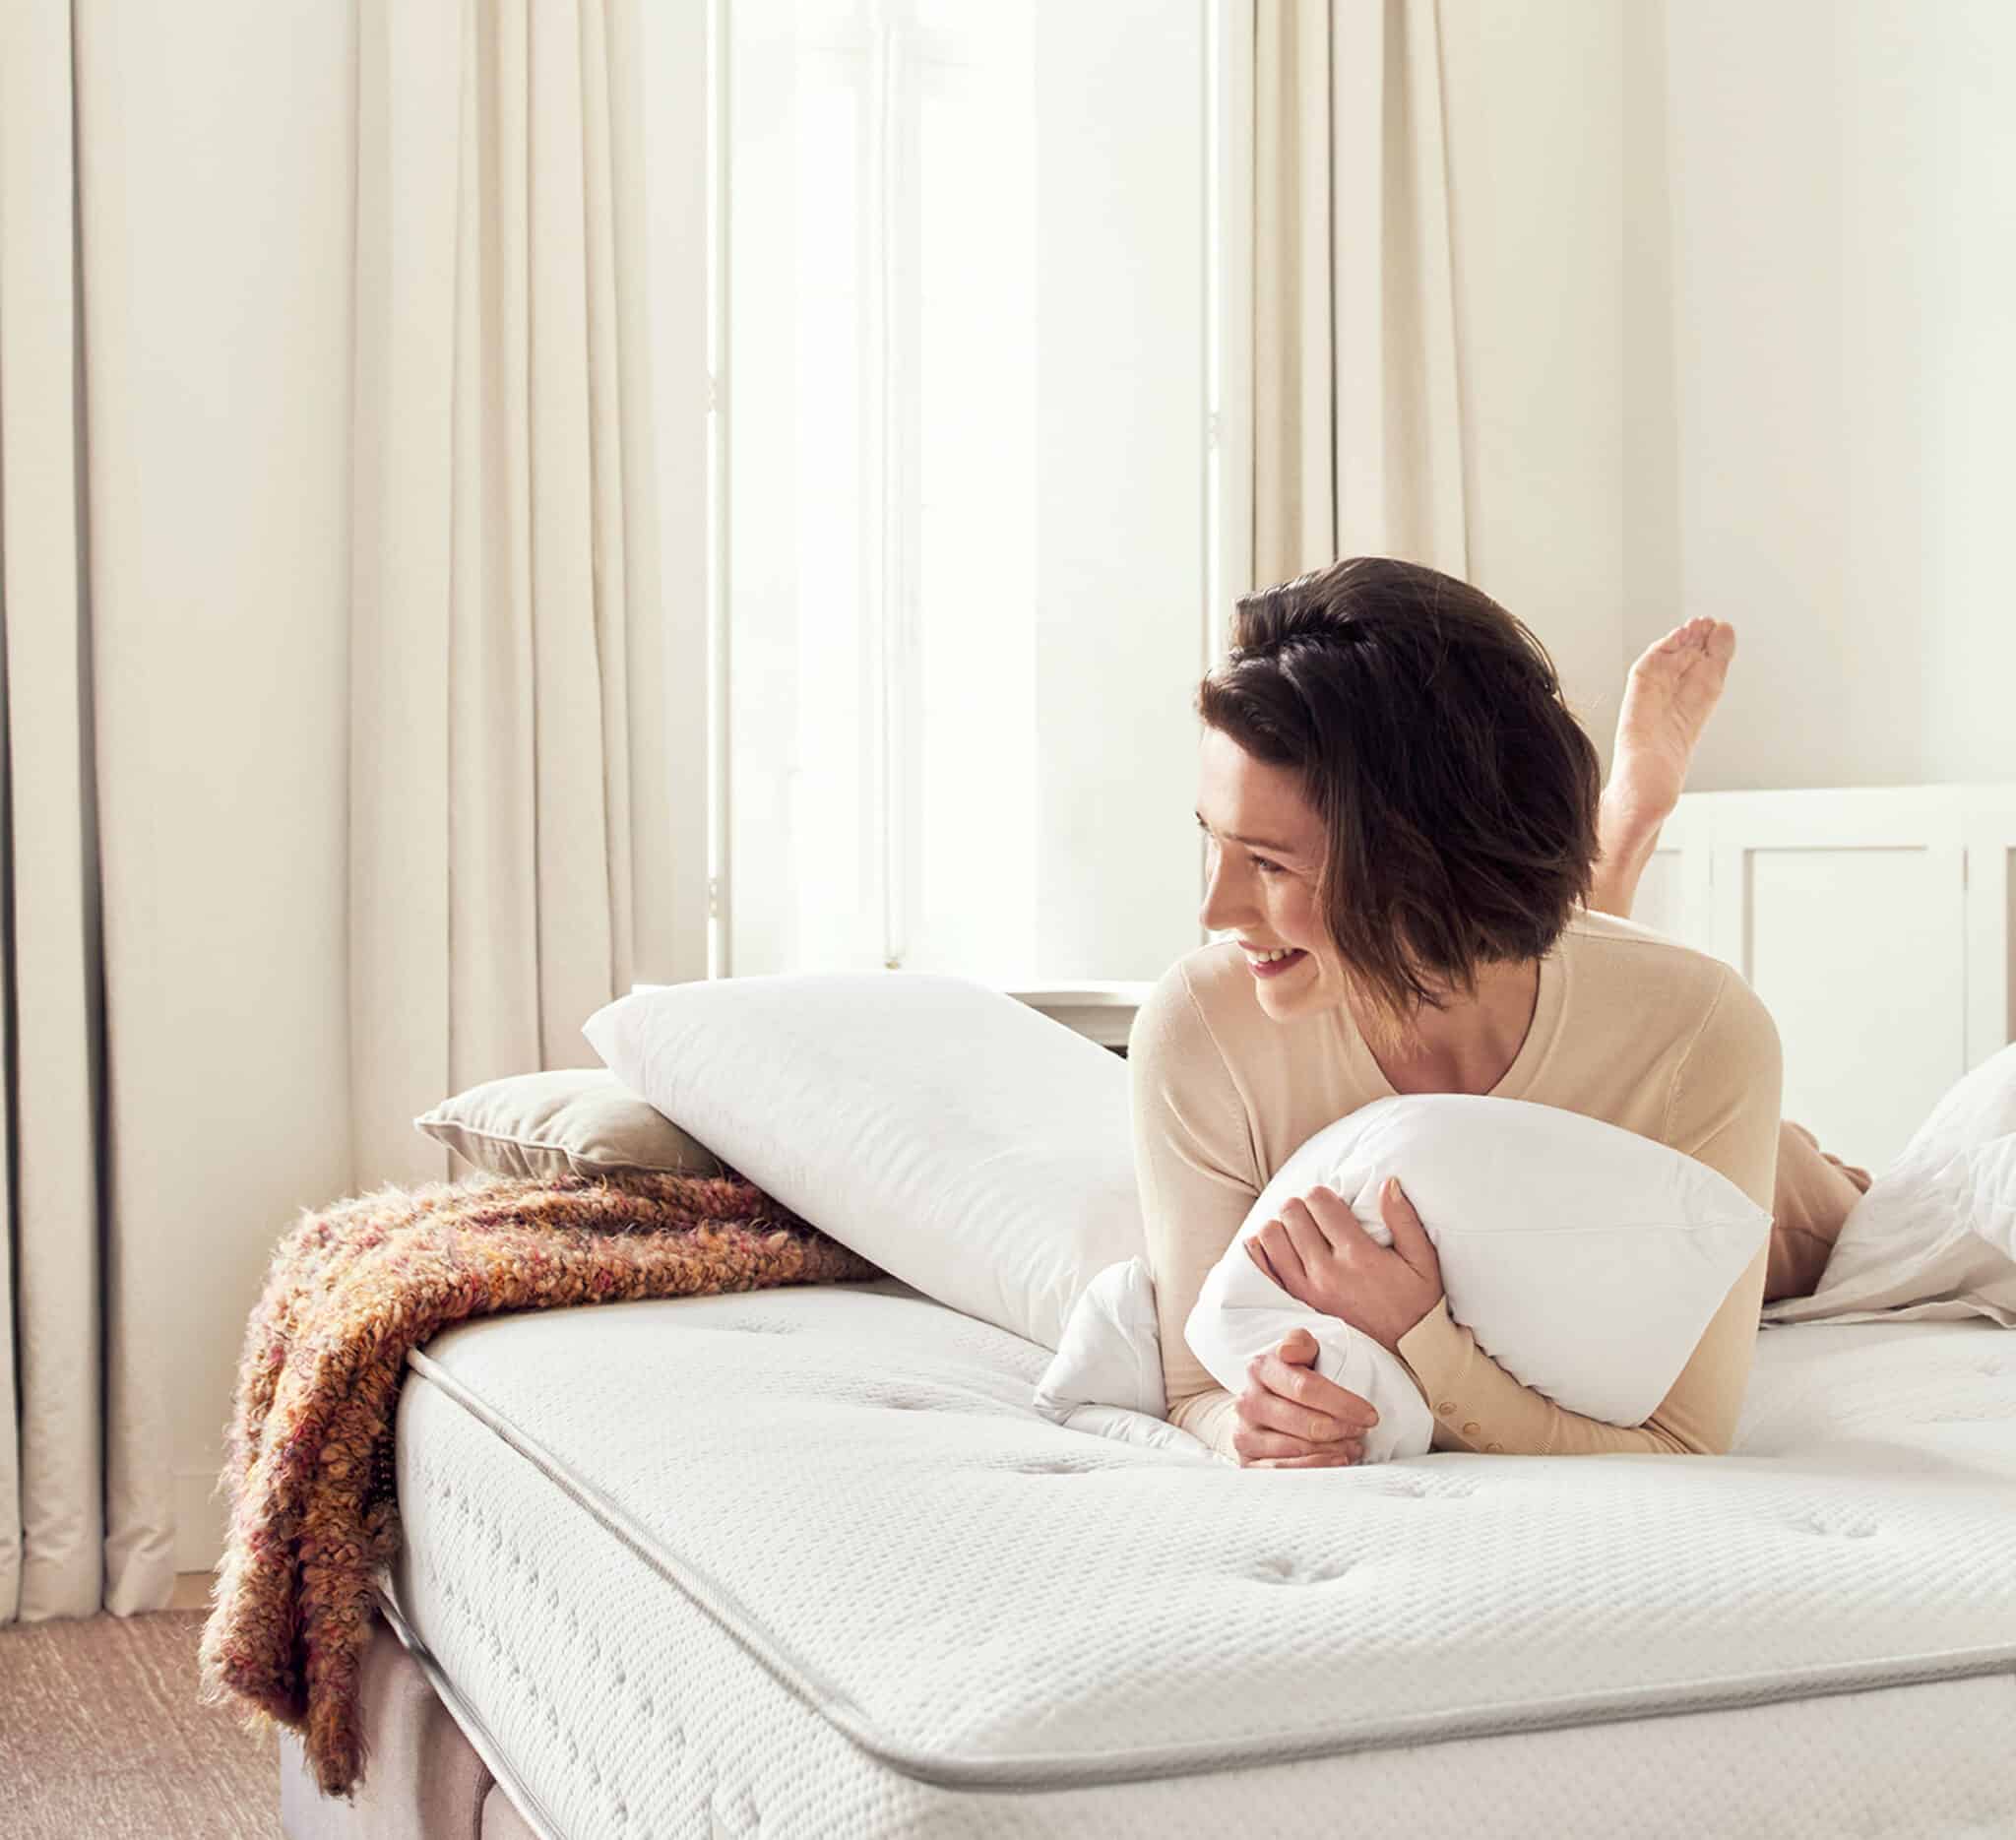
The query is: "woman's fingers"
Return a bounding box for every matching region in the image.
[1251,1448,1359,1469]
[1256,1347,1380,1435]
[1237,1353,1379,1448]
[1276,1326,1320,1363]
[1248,1363,1349,1442]
[1379,1176,1432,1261]
[1236,1426,1364,1467]
[1231,1335,1384,1467]
[1280,1198,1333,1265]
[1249,1218,1310,1292]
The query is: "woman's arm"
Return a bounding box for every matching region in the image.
[1129,965,1264,1460]
[1392,965,1786,1457]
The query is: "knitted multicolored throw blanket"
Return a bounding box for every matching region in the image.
[195,1166,882,1801]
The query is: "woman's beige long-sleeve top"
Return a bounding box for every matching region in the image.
[1130,909,1785,1463]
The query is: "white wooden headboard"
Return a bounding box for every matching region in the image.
[1634,784,2016,1173]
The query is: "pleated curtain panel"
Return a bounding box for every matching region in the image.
[0,0,172,1627]
[349,0,671,1185]
[1252,0,1471,589]
[0,0,672,1624]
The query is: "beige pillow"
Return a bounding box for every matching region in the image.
[415,1068,726,1181]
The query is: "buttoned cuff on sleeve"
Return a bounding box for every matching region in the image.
[1395,1297,1520,1454]
[1395,1297,1477,1419]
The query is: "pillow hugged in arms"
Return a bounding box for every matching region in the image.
[1036,1093,1773,1464]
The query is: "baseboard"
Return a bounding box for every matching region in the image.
[175,1467,226,1574]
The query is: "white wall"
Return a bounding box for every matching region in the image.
[1625,0,2016,791]
[76,0,356,1570]
[1436,0,2014,793]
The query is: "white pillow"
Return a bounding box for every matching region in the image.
[582,973,1143,1349]
[1762,1044,2016,1329]
[1037,1093,1772,1463]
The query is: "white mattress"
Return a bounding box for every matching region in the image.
[384,1277,2016,1840]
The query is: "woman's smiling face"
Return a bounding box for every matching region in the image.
[1195,727,1336,1015]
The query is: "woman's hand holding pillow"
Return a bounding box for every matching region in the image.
[1232,1328,1381,1468]
[1244,1176,1446,1354]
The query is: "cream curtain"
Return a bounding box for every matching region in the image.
[2,0,678,1620]
[350,0,671,1185]
[1252,0,1470,589]
[0,1,175,1621]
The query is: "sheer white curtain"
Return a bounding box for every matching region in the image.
[349,0,687,1184]
[1251,0,1469,588]
[0,0,175,1623]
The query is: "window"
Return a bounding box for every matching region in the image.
[718,0,1241,983]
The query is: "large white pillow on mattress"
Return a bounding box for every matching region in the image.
[582,973,1142,1349]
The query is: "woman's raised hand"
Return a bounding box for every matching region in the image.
[1232,1327,1380,1468]
[1244,1176,1444,1355]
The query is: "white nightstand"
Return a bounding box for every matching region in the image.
[1001,981,1154,1054]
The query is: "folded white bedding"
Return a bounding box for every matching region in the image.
[1037,1094,1772,1461]
[1029,1257,1217,1459]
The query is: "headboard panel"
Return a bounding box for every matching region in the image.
[1634,784,2016,1172]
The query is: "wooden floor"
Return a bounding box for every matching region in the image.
[1,1573,282,1840]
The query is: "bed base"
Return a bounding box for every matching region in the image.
[278,1609,538,1840]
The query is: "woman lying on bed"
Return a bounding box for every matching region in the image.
[1138,554,1872,1468]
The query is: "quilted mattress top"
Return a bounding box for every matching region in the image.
[404,1277,2016,1790]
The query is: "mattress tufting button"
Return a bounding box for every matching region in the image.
[1485,1442,1503,1452]
[1461,1422,1480,1435]
[1436,1402,1455,1416]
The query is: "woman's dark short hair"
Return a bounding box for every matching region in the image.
[1196,555,1602,1041]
